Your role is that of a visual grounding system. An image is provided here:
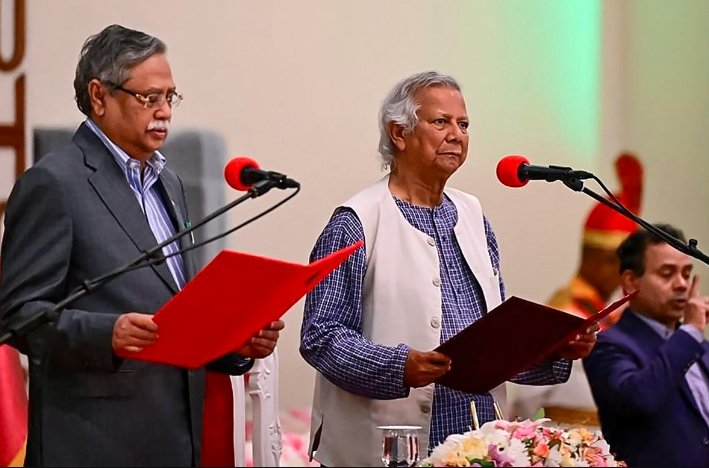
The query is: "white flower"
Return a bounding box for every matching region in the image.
[544,446,562,467]
[427,435,466,466]
[420,418,625,467]
[507,438,531,466]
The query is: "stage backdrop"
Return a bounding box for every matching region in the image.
[1,0,707,412]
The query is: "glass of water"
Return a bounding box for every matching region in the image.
[377,425,421,467]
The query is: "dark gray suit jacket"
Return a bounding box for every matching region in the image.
[0,123,249,467]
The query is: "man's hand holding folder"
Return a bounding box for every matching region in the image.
[403,350,452,388]
[233,320,284,359]
[111,312,284,359]
[116,241,363,368]
[553,322,600,361]
[432,292,636,394]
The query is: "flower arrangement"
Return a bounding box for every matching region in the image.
[420,418,625,467]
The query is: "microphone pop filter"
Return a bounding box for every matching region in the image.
[224,157,260,191]
[496,155,530,188]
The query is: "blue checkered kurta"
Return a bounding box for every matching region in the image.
[300,195,570,450]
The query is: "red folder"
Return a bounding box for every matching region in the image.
[125,240,363,368]
[433,291,636,394]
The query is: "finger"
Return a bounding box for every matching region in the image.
[125,328,159,341]
[430,367,450,379]
[577,331,598,341]
[123,336,158,347]
[255,329,280,340]
[128,314,159,332]
[689,275,699,299]
[267,320,285,331]
[121,345,144,353]
[248,336,278,350]
[428,351,451,365]
[242,344,275,359]
[114,336,155,350]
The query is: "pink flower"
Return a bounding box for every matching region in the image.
[532,442,549,457]
[420,419,625,467]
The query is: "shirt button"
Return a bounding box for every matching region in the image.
[493,267,499,276]
[427,237,435,247]
[430,317,441,329]
[432,277,441,287]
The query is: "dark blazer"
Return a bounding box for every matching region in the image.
[583,310,709,468]
[0,123,249,467]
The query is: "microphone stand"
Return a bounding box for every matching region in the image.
[560,174,709,266]
[0,175,298,468]
[0,179,287,346]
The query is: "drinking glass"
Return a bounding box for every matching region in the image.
[377,425,421,467]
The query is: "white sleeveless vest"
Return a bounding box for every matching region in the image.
[309,176,504,466]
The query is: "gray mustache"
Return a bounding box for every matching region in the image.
[147,121,169,131]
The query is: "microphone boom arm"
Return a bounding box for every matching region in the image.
[0,178,293,345]
[572,177,709,266]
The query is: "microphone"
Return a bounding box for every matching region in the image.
[1,158,302,344]
[224,157,299,191]
[496,154,594,188]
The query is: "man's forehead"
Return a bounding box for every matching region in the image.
[416,88,467,113]
[645,243,692,269]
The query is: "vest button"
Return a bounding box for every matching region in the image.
[421,405,430,414]
[427,237,435,247]
[432,277,441,287]
[430,317,441,329]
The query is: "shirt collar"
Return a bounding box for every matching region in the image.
[85,118,166,175]
[632,311,674,339]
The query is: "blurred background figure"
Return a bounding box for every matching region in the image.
[508,152,644,426]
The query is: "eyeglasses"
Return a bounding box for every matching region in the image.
[111,83,183,109]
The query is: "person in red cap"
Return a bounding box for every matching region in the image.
[509,152,644,427]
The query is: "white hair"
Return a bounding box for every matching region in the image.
[377,71,461,167]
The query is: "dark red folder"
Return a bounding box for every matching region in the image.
[126,241,363,368]
[434,292,636,394]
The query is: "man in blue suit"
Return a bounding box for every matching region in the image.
[584,223,709,467]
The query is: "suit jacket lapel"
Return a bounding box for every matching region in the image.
[623,313,705,416]
[158,172,197,281]
[75,124,179,294]
[700,342,709,372]
[677,332,709,416]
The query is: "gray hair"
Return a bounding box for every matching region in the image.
[74,24,166,116]
[377,71,461,167]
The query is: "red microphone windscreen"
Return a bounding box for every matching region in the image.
[224,157,260,191]
[496,155,530,188]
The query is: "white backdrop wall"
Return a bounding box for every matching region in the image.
[1,0,707,412]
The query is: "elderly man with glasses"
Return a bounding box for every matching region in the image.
[0,24,283,467]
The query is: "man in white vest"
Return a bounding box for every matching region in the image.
[299,71,598,467]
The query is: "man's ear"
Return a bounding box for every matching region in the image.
[388,121,406,152]
[88,79,107,117]
[620,269,638,295]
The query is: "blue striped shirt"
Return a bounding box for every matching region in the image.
[301,194,570,450]
[86,119,186,289]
